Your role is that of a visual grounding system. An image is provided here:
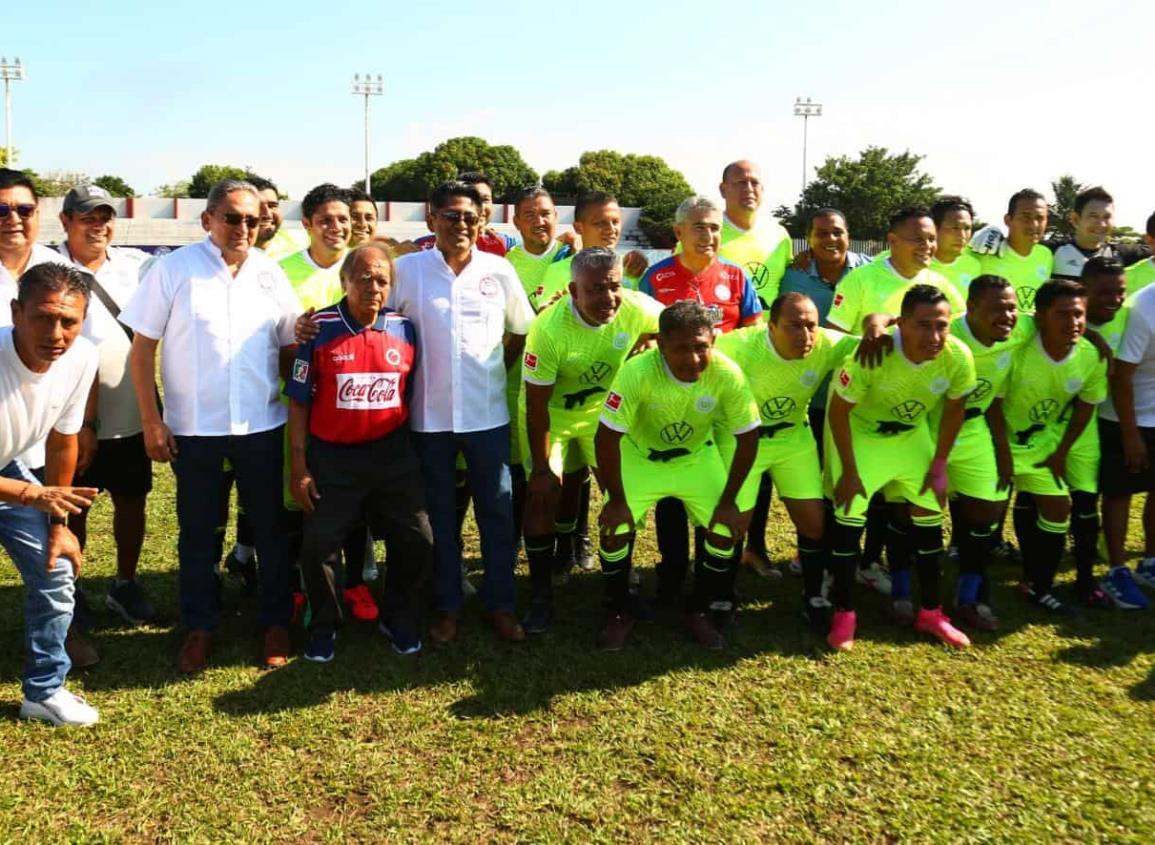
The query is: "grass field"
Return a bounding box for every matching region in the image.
[1,467,1154,843]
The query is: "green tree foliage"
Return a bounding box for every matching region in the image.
[1048,174,1083,240]
[25,170,88,197]
[92,174,135,197]
[153,180,192,198]
[188,164,257,198]
[543,150,693,248]
[366,137,538,203]
[773,146,939,240]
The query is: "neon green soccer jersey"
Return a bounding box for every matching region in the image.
[600,348,760,457]
[520,290,663,438]
[827,260,965,333]
[1126,258,1155,302]
[932,252,983,300]
[676,215,793,304]
[714,325,858,433]
[280,249,345,310]
[507,241,571,312]
[541,255,642,297]
[973,244,1053,311]
[951,314,1036,421]
[833,331,977,438]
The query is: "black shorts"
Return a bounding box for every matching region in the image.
[1098,418,1155,497]
[74,432,153,496]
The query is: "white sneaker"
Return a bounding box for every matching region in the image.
[856,561,893,596]
[20,687,99,727]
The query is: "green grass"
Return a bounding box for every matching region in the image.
[1,469,1154,843]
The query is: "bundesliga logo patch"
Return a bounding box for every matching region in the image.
[838,369,851,388]
[524,352,539,371]
[833,293,844,306]
[292,360,309,383]
[605,392,623,412]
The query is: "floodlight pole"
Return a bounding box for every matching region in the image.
[793,96,823,195]
[351,73,383,194]
[1,58,25,166]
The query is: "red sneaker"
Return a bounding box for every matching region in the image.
[343,584,380,622]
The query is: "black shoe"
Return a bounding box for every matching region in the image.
[522,598,553,635]
[224,550,258,595]
[106,579,158,625]
[708,599,736,632]
[802,596,832,636]
[1030,589,1078,616]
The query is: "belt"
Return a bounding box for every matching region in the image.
[760,421,795,439]
[964,407,983,421]
[647,447,692,462]
[874,421,916,436]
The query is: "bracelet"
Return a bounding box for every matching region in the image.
[17,482,35,506]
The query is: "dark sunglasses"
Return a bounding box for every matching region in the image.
[436,210,480,226]
[219,212,260,228]
[0,202,36,220]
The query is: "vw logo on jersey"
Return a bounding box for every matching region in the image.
[1029,398,1059,422]
[613,331,630,350]
[385,348,402,366]
[929,376,951,395]
[1066,376,1084,393]
[660,421,694,444]
[747,261,770,290]
[997,351,1011,370]
[891,399,926,423]
[800,368,818,388]
[579,361,612,385]
[1017,286,1037,309]
[762,396,797,420]
[695,394,717,414]
[970,378,993,403]
[714,283,732,301]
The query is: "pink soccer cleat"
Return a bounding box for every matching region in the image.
[915,607,971,649]
[827,610,856,651]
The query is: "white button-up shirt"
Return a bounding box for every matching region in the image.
[391,246,534,433]
[58,242,154,439]
[120,237,301,437]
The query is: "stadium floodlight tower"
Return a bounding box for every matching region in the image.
[793,96,822,195]
[351,73,384,194]
[1,57,25,166]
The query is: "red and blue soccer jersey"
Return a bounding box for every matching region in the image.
[285,301,417,444]
[639,255,761,333]
[414,230,517,257]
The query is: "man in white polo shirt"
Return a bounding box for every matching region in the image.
[391,180,535,644]
[56,185,159,630]
[122,178,302,674]
[0,263,100,726]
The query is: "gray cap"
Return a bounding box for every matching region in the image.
[63,184,116,215]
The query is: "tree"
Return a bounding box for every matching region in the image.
[366,137,538,203]
[773,146,939,240]
[187,164,257,198]
[1048,174,1083,240]
[543,150,693,247]
[92,174,135,197]
[153,180,192,198]
[29,170,89,197]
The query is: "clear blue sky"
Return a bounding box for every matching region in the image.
[4,0,1153,229]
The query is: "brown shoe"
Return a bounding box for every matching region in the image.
[597,612,635,651]
[428,611,458,644]
[486,610,525,643]
[262,625,291,669]
[686,612,725,650]
[177,630,212,674]
[65,628,100,669]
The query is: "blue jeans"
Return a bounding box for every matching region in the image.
[171,427,291,631]
[412,426,515,614]
[0,461,75,702]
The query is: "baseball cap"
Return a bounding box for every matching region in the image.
[63,185,116,215]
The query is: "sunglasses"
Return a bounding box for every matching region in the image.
[0,202,36,220]
[436,210,480,226]
[219,212,260,228]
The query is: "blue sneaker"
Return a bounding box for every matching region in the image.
[380,617,422,656]
[1134,558,1155,590]
[1100,567,1149,610]
[303,628,335,663]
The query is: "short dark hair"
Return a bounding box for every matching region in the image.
[429,180,482,212]
[0,168,38,202]
[1146,211,1155,238]
[769,291,814,323]
[889,206,931,232]
[457,172,493,190]
[17,262,90,306]
[931,195,975,228]
[1074,186,1113,216]
[247,175,279,196]
[900,283,948,317]
[575,191,619,223]
[1007,188,1046,217]
[659,299,714,337]
[966,274,1013,305]
[807,207,846,235]
[301,183,351,219]
[347,187,375,206]
[1034,279,1086,313]
[1082,255,1125,282]
[513,185,552,215]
